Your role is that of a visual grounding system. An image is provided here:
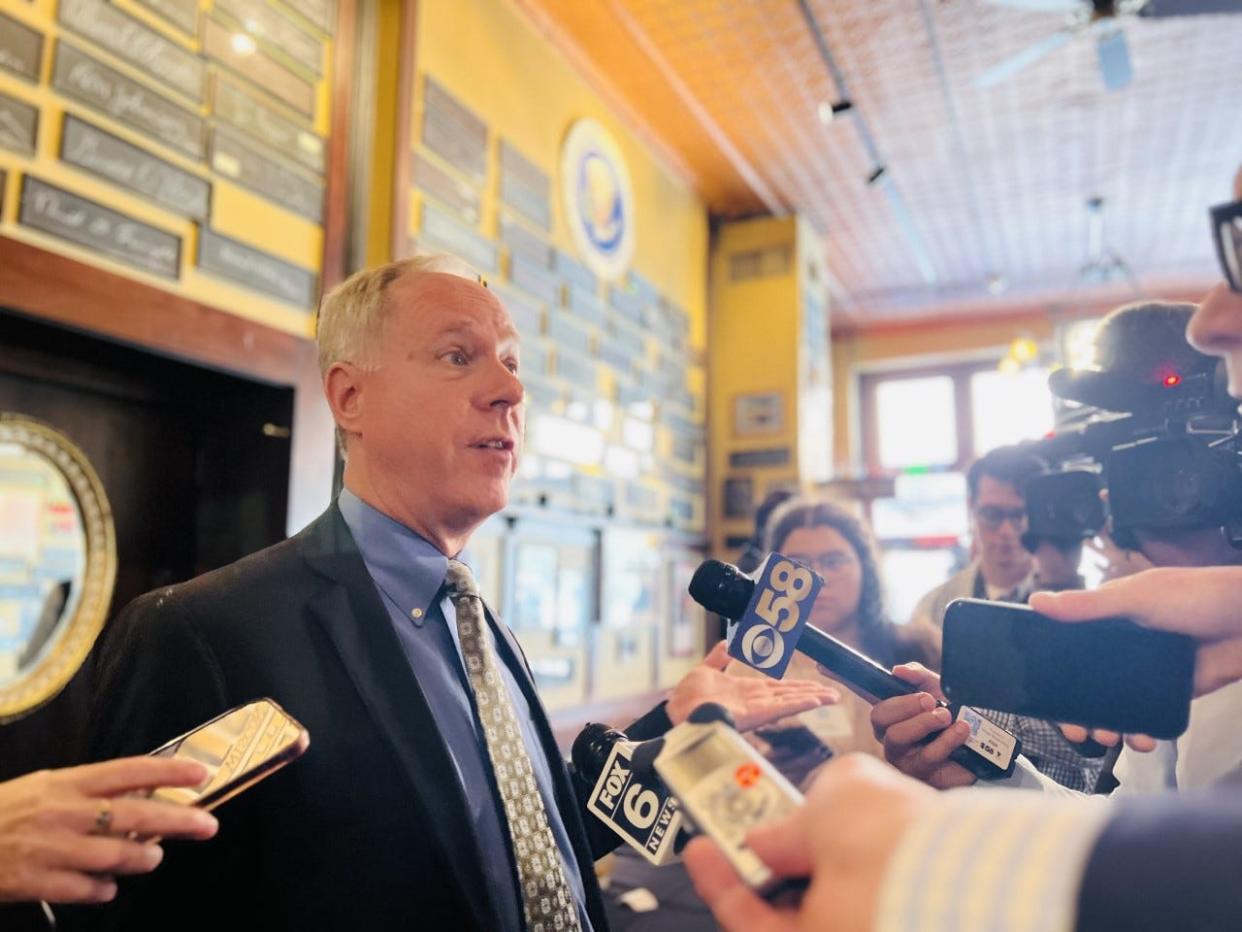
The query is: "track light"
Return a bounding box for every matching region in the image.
[816,99,854,125]
[866,165,887,186]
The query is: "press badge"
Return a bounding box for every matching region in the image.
[956,705,1018,772]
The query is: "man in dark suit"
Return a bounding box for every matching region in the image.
[75,253,833,931]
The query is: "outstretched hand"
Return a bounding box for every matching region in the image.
[0,756,218,905]
[666,641,840,731]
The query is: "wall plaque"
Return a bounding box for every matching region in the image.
[509,252,558,305]
[202,17,314,117]
[0,91,37,155]
[553,249,596,293]
[672,435,699,465]
[596,342,632,376]
[214,0,323,75]
[198,227,316,307]
[58,0,203,103]
[134,0,197,36]
[211,129,323,222]
[412,151,478,223]
[422,78,486,184]
[498,139,550,231]
[61,114,209,221]
[0,12,41,82]
[608,284,644,321]
[546,313,591,355]
[20,176,180,279]
[489,281,542,338]
[555,353,595,389]
[498,212,551,266]
[282,0,336,35]
[606,319,645,357]
[728,448,791,469]
[53,42,205,160]
[723,477,754,520]
[214,77,324,175]
[733,391,783,436]
[564,284,604,324]
[418,201,497,272]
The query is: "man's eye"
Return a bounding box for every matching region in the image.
[446,351,469,365]
[505,358,520,374]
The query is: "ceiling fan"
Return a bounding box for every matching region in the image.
[976,0,1242,92]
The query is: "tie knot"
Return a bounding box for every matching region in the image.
[445,560,480,601]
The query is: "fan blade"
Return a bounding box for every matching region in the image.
[975,29,1077,88]
[983,0,1084,11]
[1096,27,1133,90]
[1140,0,1242,17]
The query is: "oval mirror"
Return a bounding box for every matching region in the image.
[0,414,115,723]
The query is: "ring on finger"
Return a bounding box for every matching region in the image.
[92,798,113,835]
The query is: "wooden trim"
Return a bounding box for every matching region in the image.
[0,234,334,533]
[321,0,359,291]
[390,0,419,262]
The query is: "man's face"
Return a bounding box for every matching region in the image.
[1188,168,1242,411]
[971,475,1032,585]
[352,272,523,544]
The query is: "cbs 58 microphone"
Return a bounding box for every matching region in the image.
[571,723,688,865]
[688,556,1021,780]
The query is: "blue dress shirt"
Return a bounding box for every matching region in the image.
[337,490,591,931]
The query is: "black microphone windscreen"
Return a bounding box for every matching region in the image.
[688,560,754,619]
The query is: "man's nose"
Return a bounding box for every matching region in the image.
[1189,284,1242,356]
[487,359,525,409]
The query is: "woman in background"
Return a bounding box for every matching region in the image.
[731,496,936,786]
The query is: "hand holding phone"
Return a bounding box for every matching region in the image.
[942,598,1196,739]
[143,698,309,811]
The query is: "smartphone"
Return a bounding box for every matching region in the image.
[941,598,1195,739]
[144,698,309,811]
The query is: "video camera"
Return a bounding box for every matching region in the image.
[1024,353,1242,548]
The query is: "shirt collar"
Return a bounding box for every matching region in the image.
[338,488,449,617]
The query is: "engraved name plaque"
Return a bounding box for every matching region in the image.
[58,0,204,103]
[0,12,42,82]
[53,41,205,160]
[283,0,336,35]
[213,77,324,175]
[214,0,322,75]
[198,227,316,308]
[422,78,486,183]
[20,176,181,279]
[0,91,38,155]
[61,114,210,220]
[135,0,198,36]
[202,17,314,117]
[211,129,323,222]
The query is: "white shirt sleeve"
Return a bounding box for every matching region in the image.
[875,789,1111,932]
[988,753,1086,797]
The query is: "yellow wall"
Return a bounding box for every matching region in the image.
[412,0,707,330]
[0,0,333,337]
[708,215,803,554]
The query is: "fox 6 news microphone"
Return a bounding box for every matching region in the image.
[688,556,1021,780]
[571,723,689,865]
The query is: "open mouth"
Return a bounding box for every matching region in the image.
[471,438,515,454]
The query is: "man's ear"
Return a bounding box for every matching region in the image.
[324,361,365,438]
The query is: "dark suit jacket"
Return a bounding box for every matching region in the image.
[1076,787,1242,931]
[70,505,619,931]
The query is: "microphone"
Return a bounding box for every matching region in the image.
[571,723,688,865]
[688,557,1022,780]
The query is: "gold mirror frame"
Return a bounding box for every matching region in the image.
[0,414,116,723]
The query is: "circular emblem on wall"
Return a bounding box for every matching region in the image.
[560,118,636,282]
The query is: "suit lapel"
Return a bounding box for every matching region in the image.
[299,507,501,931]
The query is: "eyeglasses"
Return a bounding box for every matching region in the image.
[785,552,858,575]
[974,506,1028,531]
[1210,199,1242,294]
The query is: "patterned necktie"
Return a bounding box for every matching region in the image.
[444,560,581,932]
